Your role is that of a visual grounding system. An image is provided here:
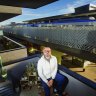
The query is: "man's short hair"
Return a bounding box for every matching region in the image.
[43,47,51,51]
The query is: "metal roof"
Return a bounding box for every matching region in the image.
[24,10,96,23]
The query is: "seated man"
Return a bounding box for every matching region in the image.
[37,47,68,96]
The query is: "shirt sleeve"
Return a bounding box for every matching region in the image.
[52,57,58,79]
[37,60,48,84]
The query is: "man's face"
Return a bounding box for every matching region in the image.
[43,47,51,60]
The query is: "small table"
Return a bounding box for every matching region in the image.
[20,74,37,90]
[20,79,29,89]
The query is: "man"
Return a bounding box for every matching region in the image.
[37,47,68,96]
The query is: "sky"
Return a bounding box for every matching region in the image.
[0,0,96,26]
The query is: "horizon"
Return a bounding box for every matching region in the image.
[0,0,96,26]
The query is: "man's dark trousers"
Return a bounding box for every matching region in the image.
[41,73,68,96]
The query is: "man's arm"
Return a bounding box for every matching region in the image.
[37,60,48,84]
[51,57,58,79]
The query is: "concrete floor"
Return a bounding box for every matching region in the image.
[77,63,96,82]
[62,56,96,83]
[20,85,69,96]
[20,86,39,96]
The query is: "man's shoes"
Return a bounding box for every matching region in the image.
[62,92,69,96]
[54,91,69,96]
[54,93,59,96]
[54,88,57,93]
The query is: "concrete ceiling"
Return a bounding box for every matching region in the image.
[0,0,58,22]
[0,0,58,9]
[0,5,22,22]
[0,13,20,22]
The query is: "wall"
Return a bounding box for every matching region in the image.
[51,49,63,64]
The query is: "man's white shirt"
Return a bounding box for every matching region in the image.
[37,55,58,84]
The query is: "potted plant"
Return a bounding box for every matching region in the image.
[1,69,7,79]
[0,56,7,81]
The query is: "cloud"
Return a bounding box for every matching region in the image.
[22,9,42,16]
[59,4,75,14]
[59,0,96,14]
[73,0,96,7]
[91,0,96,4]
[22,8,52,17]
[23,13,42,16]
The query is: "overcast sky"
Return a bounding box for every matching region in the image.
[0,0,96,26]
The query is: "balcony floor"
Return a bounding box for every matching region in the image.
[20,84,69,96]
[20,85,39,96]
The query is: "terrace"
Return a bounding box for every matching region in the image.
[0,36,20,51]
[0,35,27,64]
